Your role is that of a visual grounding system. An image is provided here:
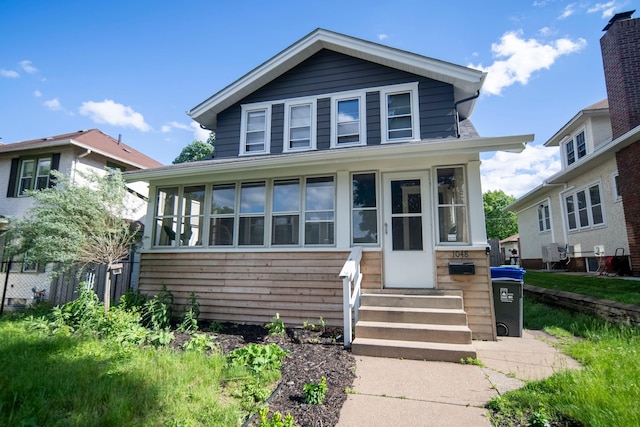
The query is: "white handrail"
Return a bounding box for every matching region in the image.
[340,247,363,348]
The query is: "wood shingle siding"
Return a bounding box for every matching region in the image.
[138,250,382,327]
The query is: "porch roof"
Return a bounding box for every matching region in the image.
[123,133,533,183]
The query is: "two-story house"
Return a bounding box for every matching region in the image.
[0,129,163,307]
[507,11,640,276]
[125,29,534,360]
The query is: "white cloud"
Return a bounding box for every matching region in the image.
[78,99,151,132]
[162,121,192,133]
[1,69,19,78]
[19,60,37,74]
[469,31,586,96]
[538,26,555,36]
[191,121,211,142]
[33,90,42,97]
[481,144,561,197]
[559,3,576,19]
[377,34,388,41]
[588,1,619,18]
[43,98,62,111]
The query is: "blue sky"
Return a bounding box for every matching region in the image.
[1,0,636,197]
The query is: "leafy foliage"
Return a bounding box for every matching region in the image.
[258,407,295,427]
[483,189,517,240]
[177,292,200,333]
[265,312,285,336]
[172,136,215,164]
[182,333,216,352]
[227,343,289,375]
[143,285,174,330]
[303,376,327,405]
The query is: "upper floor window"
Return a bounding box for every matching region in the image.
[537,202,551,232]
[381,83,420,143]
[565,183,604,231]
[612,173,621,201]
[284,98,316,152]
[240,103,271,155]
[331,91,366,147]
[16,157,52,196]
[564,130,587,166]
[436,166,468,244]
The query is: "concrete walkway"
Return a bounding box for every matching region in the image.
[337,330,581,426]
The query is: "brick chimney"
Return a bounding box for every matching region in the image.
[600,10,640,139]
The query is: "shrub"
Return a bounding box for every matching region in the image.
[258,407,295,427]
[265,313,285,336]
[182,333,216,352]
[177,292,200,333]
[227,343,289,374]
[143,285,173,330]
[303,376,327,405]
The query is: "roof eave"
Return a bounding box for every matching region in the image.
[544,108,610,147]
[187,28,486,130]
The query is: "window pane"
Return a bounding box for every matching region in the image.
[592,205,603,224]
[238,217,264,245]
[392,216,423,250]
[180,215,202,246]
[272,215,299,245]
[352,173,377,208]
[240,182,265,213]
[212,184,235,214]
[209,217,234,246]
[590,185,603,224]
[305,211,334,222]
[391,179,421,214]
[538,207,544,232]
[387,93,411,116]
[438,206,467,243]
[576,132,586,159]
[156,187,179,216]
[246,131,265,145]
[290,105,311,127]
[306,177,334,211]
[577,190,589,227]
[437,168,466,205]
[352,210,378,244]
[338,99,359,121]
[37,159,51,176]
[589,185,601,205]
[544,206,551,230]
[305,221,334,245]
[273,180,300,212]
[155,218,178,246]
[182,186,205,216]
[388,116,412,131]
[565,196,577,229]
[566,141,575,165]
[247,110,266,131]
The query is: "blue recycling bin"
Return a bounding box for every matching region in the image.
[490,267,525,337]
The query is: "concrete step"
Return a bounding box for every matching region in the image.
[351,337,476,362]
[361,293,463,310]
[358,306,468,325]
[355,321,472,344]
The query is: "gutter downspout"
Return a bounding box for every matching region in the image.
[454,91,481,138]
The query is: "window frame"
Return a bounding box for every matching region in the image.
[351,172,379,245]
[16,156,52,196]
[564,182,605,232]
[563,128,587,167]
[153,186,205,248]
[435,166,468,245]
[283,97,317,153]
[380,82,420,144]
[537,201,551,233]
[612,172,622,202]
[330,90,367,148]
[239,102,272,156]
[271,178,301,246]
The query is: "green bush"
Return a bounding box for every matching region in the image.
[182,333,216,352]
[265,313,285,336]
[143,285,174,330]
[177,292,200,333]
[303,376,327,405]
[258,407,295,427]
[227,343,289,375]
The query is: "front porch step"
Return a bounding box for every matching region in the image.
[355,321,472,344]
[351,337,476,363]
[361,293,463,310]
[358,306,468,325]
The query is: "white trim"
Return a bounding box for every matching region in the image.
[330,90,367,148]
[380,82,420,144]
[283,97,317,153]
[239,102,272,156]
[563,127,587,168]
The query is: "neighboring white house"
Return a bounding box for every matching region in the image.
[0,129,163,307]
[125,28,533,357]
[506,100,631,273]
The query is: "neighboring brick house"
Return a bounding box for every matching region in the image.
[507,11,640,276]
[125,29,534,359]
[0,129,163,307]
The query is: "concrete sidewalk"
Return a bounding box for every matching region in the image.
[337,330,581,426]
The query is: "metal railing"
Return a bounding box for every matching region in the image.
[340,246,363,348]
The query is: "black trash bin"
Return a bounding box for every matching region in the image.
[490,267,524,337]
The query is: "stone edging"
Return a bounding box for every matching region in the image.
[524,284,640,326]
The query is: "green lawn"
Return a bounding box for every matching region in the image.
[524,270,640,306]
[489,298,640,427]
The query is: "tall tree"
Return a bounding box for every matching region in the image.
[7,170,140,311]
[173,133,215,164]
[483,189,518,240]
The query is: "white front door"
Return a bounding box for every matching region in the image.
[383,172,434,288]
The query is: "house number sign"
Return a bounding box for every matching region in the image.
[452,251,469,258]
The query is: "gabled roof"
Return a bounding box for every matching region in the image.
[0,129,163,169]
[544,99,609,147]
[188,28,487,131]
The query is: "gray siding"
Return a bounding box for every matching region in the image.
[214,49,456,159]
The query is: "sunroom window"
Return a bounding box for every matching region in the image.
[305,177,335,245]
[272,179,300,245]
[436,167,468,244]
[352,173,378,244]
[239,182,266,246]
[153,186,204,247]
[210,184,236,246]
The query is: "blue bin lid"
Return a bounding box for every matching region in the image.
[490,266,526,280]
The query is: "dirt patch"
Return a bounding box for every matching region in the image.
[171,323,356,427]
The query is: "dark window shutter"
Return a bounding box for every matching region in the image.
[49,153,61,188]
[7,158,19,197]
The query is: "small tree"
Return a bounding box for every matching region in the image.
[7,170,141,312]
[173,133,215,164]
[483,190,518,240]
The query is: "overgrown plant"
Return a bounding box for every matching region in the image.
[265,313,285,336]
[182,333,216,352]
[177,292,200,333]
[258,407,295,427]
[143,285,174,330]
[147,329,175,347]
[303,376,327,405]
[227,343,289,375]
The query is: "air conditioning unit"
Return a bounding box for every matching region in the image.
[594,245,605,256]
[541,243,563,263]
